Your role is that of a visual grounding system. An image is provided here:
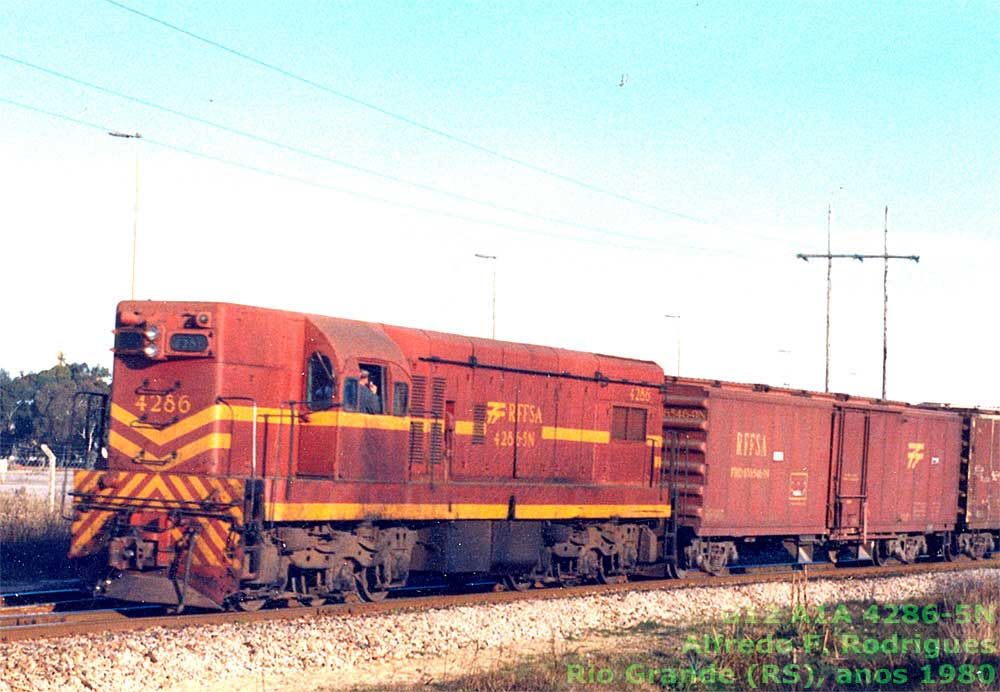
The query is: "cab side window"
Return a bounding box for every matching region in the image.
[358,362,385,415]
[307,352,334,410]
[343,378,359,412]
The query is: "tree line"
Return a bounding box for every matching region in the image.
[0,361,111,465]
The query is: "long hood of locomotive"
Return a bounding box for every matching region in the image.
[108,400,671,521]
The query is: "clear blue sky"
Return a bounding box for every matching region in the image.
[2,1,998,404]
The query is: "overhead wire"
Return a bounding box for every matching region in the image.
[0,53,666,247]
[102,0,715,225]
[0,95,739,256]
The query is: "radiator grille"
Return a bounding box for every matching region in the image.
[411,376,427,416]
[472,404,486,445]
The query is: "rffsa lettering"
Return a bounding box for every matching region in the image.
[735,432,768,458]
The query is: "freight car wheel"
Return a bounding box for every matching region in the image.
[703,553,728,576]
[665,563,688,579]
[870,540,890,567]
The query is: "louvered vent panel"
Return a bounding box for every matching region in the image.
[429,378,446,465]
[409,421,424,468]
[472,404,486,445]
[410,376,427,416]
[431,378,446,417]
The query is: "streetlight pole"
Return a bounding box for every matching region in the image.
[474,254,497,339]
[664,314,681,376]
[109,131,142,300]
[777,348,792,387]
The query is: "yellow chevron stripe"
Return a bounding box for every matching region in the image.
[109,431,231,470]
[267,501,669,521]
[144,474,174,500]
[541,426,610,444]
[110,403,286,446]
[165,475,195,503]
[199,519,229,556]
[109,430,143,459]
[210,480,234,505]
[190,532,215,566]
[188,475,210,499]
[71,510,114,555]
[116,472,152,502]
[74,471,102,494]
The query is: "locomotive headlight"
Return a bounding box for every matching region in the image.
[144,326,159,340]
[144,343,160,358]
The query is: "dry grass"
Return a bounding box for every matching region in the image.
[0,489,73,583]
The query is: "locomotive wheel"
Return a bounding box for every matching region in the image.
[581,550,607,584]
[356,566,389,602]
[503,575,536,592]
[235,598,267,612]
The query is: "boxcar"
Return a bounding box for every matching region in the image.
[660,378,974,573]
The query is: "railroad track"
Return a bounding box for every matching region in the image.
[3,557,997,644]
[0,580,83,607]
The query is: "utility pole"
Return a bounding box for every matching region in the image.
[664,314,681,376]
[474,253,497,339]
[796,207,919,398]
[109,131,142,300]
[824,205,832,392]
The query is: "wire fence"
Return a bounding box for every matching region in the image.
[1,440,99,469]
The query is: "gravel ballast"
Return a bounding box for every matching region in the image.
[2,569,997,692]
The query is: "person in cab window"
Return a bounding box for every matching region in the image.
[358,370,382,414]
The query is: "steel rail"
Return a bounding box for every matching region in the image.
[2,557,997,643]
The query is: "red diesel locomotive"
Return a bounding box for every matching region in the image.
[68,301,999,609]
[70,301,671,609]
